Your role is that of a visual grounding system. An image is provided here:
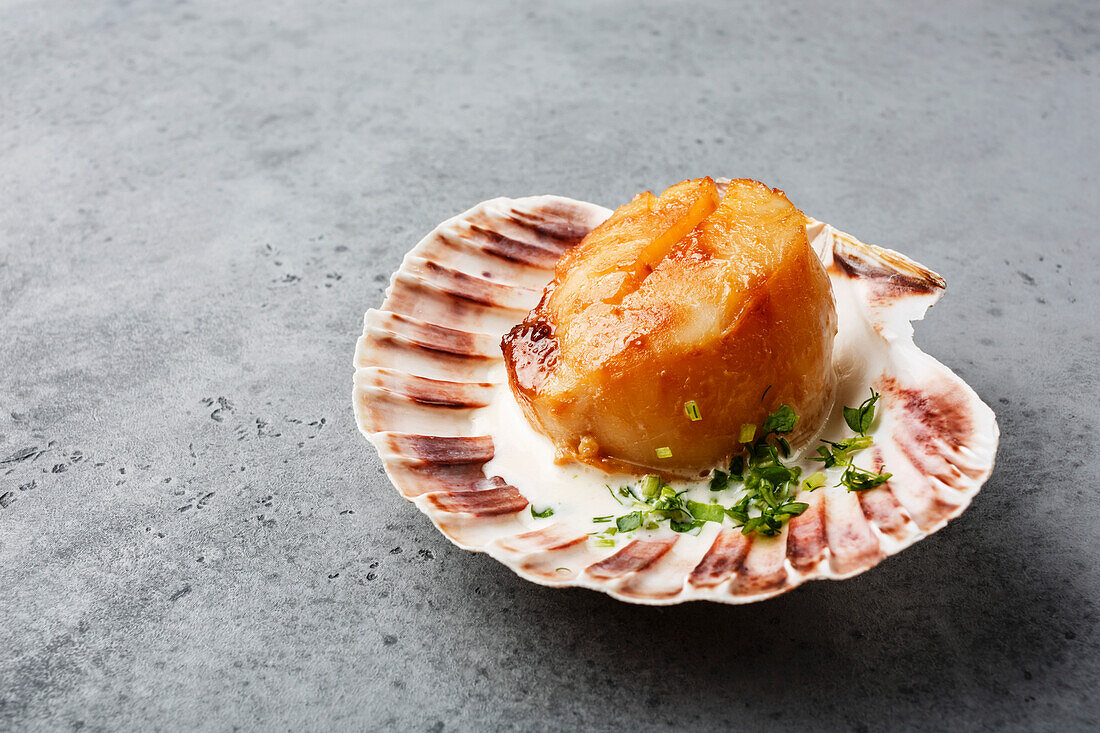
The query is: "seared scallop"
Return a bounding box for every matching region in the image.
[502,177,838,474]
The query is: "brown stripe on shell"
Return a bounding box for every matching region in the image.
[386,273,526,335]
[466,213,574,256]
[403,256,542,312]
[879,458,963,531]
[419,229,559,289]
[459,223,572,269]
[463,198,607,261]
[375,433,494,465]
[383,463,502,498]
[504,200,605,245]
[729,531,789,595]
[858,486,914,538]
[786,490,827,571]
[360,368,494,409]
[689,529,751,588]
[856,448,915,537]
[880,374,986,482]
[365,311,499,358]
[356,386,480,436]
[424,484,528,516]
[585,538,677,580]
[830,233,946,295]
[825,489,884,575]
[358,334,499,383]
[870,374,979,529]
[495,523,589,553]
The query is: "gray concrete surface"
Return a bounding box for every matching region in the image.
[1,0,1097,730]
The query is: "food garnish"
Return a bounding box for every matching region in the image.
[590,389,893,543]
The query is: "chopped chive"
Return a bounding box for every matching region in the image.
[592,515,613,523]
[778,436,791,458]
[531,505,554,519]
[802,472,827,491]
[684,400,702,421]
[777,501,808,515]
[594,537,615,547]
[760,385,772,403]
[640,474,661,499]
[606,484,624,505]
[739,424,756,443]
[655,446,673,459]
[555,567,570,573]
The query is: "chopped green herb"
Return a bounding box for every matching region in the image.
[670,518,705,533]
[755,463,801,484]
[728,454,745,481]
[531,505,554,519]
[813,435,874,467]
[684,400,702,421]
[592,515,614,523]
[760,385,772,403]
[762,404,797,434]
[594,392,890,540]
[606,484,623,505]
[812,390,891,493]
[777,501,808,516]
[802,471,827,491]
[813,444,838,468]
[616,511,643,532]
[843,388,881,435]
[655,446,673,459]
[594,537,616,547]
[686,500,726,523]
[840,464,892,492]
[713,405,809,537]
[725,508,748,524]
[835,435,874,455]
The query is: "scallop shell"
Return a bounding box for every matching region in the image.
[353,194,999,605]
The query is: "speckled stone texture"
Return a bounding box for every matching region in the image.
[0,0,1096,730]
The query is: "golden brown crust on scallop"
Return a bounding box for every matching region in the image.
[503,178,837,474]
